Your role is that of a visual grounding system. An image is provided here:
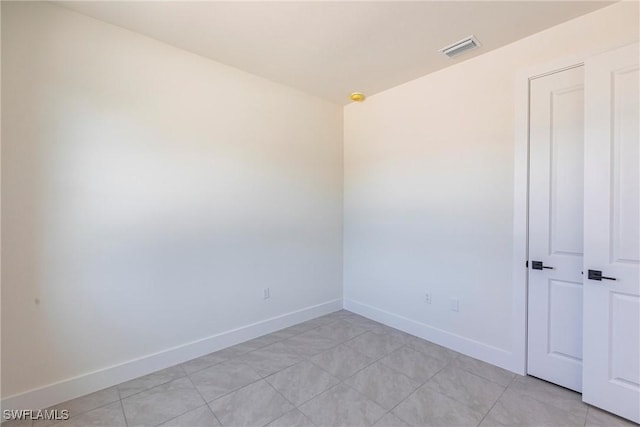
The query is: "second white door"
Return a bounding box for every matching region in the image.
[582,43,639,423]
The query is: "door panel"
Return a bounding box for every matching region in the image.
[550,86,585,256]
[612,66,640,264]
[528,66,584,392]
[583,43,640,423]
[548,280,582,362]
[610,293,639,387]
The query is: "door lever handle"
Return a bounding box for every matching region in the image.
[588,269,616,281]
[531,261,553,270]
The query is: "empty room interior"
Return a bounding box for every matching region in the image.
[1,1,639,426]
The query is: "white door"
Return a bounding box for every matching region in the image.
[528,65,585,392]
[583,43,640,423]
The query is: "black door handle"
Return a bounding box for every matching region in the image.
[588,269,616,281]
[531,261,553,270]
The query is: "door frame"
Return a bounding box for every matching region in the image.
[511,42,636,376]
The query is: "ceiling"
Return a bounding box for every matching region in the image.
[57,1,613,105]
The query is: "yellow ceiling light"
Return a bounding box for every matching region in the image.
[350,92,366,102]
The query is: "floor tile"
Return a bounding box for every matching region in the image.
[209,380,293,427]
[51,402,125,427]
[374,412,409,427]
[118,365,185,399]
[240,342,304,377]
[310,343,376,380]
[266,409,316,427]
[283,330,341,358]
[188,359,261,402]
[303,317,343,332]
[425,365,505,414]
[585,406,638,427]
[1,419,33,427]
[278,323,316,337]
[265,328,302,342]
[33,387,119,427]
[298,384,386,427]
[121,377,205,426]
[241,333,287,350]
[345,362,420,411]
[267,409,316,427]
[298,315,339,330]
[368,326,413,344]
[451,354,515,386]
[393,385,484,427]
[181,352,230,375]
[404,336,459,362]
[326,310,354,320]
[207,345,252,360]
[212,335,282,359]
[341,314,384,330]
[479,388,585,427]
[379,346,448,383]
[223,337,270,356]
[20,315,619,427]
[266,360,340,406]
[344,331,405,360]
[509,375,588,418]
[158,405,221,427]
[314,320,370,342]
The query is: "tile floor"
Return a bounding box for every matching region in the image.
[3,310,637,427]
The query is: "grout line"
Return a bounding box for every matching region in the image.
[118,399,129,427]
[377,344,443,383]
[152,403,206,427]
[116,362,191,399]
[338,381,389,425]
[452,356,516,388]
[266,360,342,409]
[422,366,504,426]
[183,375,231,427]
[207,404,224,427]
[172,312,343,380]
[337,329,414,379]
[137,376,213,426]
[260,377,300,424]
[324,334,422,422]
[510,375,590,422]
[584,406,590,427]
[180,358,230,377]
[476,373,517,427]
[40,395,122,427]
[384,355,456,426]
[197,374,265,408]
[200,324,348,426]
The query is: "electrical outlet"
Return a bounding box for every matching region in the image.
[450,298,459,312]
[425,293,432,304]
[263,288,270,300]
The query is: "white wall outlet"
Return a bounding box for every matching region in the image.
[450,298,459,312]
[425,293,432,304]
[263,288,270,300]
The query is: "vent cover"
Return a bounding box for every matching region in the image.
[439,35,481,58]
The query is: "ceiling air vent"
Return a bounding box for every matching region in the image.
[439,35,481,58]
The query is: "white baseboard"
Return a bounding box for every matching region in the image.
[344,298,520,374]
[1,298,343,412]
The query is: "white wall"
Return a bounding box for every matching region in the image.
[1,1,343,400]
[343,2,639,371]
